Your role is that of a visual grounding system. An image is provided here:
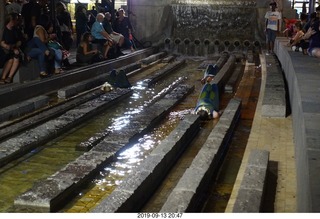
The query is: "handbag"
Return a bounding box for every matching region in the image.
[48,40,62,50]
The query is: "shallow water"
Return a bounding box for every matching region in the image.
[0,59,205,213]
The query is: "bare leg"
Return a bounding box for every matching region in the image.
[1,59,13,80]
[7,58,19,81]
[270,41,274,53]
[312,48,320,58]
[119,35,124,47]
[104,44,111,59]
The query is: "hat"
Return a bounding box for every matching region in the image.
[270,2,277,7]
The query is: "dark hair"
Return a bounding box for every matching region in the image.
[81,32,91,43]
[310,12,317,20]
[56,1,67,13]
[300,13,308,21]
[5,12,19,25]
[197,110,209,120]
[294,21,302,30]
[270,2,277,8]
[76,5,85,14]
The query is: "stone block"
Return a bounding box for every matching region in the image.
[14,59,40,83]
[232,188,263,212]
[32,96,50,109]
[160,190,195,213]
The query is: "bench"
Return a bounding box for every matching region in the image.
[232,149,269,212]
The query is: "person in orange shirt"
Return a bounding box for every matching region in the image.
[283,17,298,37]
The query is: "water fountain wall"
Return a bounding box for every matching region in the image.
[129,0,296,55]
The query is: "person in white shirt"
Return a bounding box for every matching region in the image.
[264,2,281,54]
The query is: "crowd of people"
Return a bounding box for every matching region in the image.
[0,0,136,84]
[265,0,320,58]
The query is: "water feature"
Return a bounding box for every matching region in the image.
[171,3,257,42]
[0,59,205,212]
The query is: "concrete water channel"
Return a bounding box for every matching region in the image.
[0,50,261,213]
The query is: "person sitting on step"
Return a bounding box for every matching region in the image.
[91,13,114,59]
[76,32,103,64]
[0,13,23,84]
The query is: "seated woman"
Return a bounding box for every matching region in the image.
[194,64,220,120]
[25,15,63,77]
[76,32,103,64]
[0,13,23,84]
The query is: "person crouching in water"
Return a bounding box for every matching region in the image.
[194,64,220,120]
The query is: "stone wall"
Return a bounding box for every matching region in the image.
[129,0,296,49]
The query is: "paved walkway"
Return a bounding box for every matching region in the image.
[225,53,297,212]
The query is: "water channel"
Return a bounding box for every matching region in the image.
[0,53,261,213]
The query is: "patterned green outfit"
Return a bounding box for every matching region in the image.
[194,64,219,118]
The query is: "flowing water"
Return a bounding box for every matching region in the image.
[0,59,204,212]
[0,55,261,213]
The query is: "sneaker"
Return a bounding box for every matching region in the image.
[299,47,303,52]
[292,46,296,51]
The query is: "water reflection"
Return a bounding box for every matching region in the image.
[110,115,132,131]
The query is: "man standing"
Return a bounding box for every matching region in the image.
[265,2,281,54]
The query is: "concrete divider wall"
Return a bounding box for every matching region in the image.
[160,98,242,212]
[274,37,320,212]
[213,54,236,93]
[261,54,286,117]
[91,114,201,213]
[232,149,269,212]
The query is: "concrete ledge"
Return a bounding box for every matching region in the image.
[141,52,166,65]
[57,62,141,99]
[146,60,186,87]
[213,54,236,93]
[261,54,286,117]
[225,61,244,93]
[13,60,40,83]
[275,37,320,212]
[0,95,49,123]
[160,98,242,212]
[232,149,269,212]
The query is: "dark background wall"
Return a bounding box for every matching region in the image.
[128,0,296,48]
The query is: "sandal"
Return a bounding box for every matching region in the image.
[0,79,6,84]
[40,71,48,77]
[54,68,64,74]
[4,77,12,84]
